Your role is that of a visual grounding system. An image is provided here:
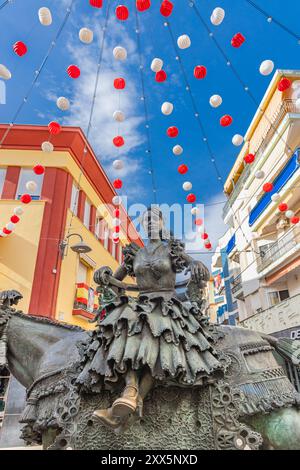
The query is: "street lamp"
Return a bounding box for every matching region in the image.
[59,233,92,258]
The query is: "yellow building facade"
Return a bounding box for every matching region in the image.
[0,124,143,328]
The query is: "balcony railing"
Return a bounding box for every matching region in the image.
[223,100,298,220]
[257,227,300,273]
[240,292,300,337]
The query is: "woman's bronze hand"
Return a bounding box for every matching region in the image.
[94,266,113,286]
[185,261,209,285]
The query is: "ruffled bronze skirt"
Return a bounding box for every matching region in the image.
[76,293,223,392]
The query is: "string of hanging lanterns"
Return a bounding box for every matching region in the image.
[66,0,112,241]
[134,5,158,203]
[244,0,300,44]
[164,20,253,252]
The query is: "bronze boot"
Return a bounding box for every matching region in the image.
[92,407,121,430]
[112,385,139,418]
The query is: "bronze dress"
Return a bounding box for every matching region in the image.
[77,240,223,392]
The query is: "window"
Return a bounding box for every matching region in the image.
[0,168,6,197]
[95,215,104,239]
[77,261,88,284]
[70,183,79,215]
[84,199,91,229]
[268,290,289,307]
[16,169,43,200]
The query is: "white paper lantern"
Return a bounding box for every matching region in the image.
[291,80,300,90]
[271,193,280,202]
[151,58,163,73]
[177,35,191,50]
[209,94,222,108]
[57,97,70,111]
[291,88,300,100]
[113,160,124,170]
[113,46,127,61]
[210,7,225,26]
[255,170,265,179]
[26,181,38,193]
[286,210,295,218]
[183,181,192,191]
[113,110,125,122]
[112,195,121,205]
[41,141,54,153]
[191,207,200,215]
[259,60,274,76]
[6,222,15,232]
[112,232,119,239]
[0,64,11,80]
[173,145,183,156]
[161,102,173,115]
[14,206,23,216]
[296,98,300,111]
[79,27,93,44]
[113,217,121,226]
[232,134,244,146]
[38,7,52,26]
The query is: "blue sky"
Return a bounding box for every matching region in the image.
[0,0,300,257]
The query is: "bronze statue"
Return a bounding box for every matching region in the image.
[0,208,300,450]
[77,207,223,430]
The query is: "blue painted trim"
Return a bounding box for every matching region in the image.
[249,149,300,227]
[226,234,236,254]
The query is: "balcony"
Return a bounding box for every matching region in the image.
[257,226,300,274]
[72,283,99,320]
[240,292,300,336]
[223,100,298,220]
[231,273,244,300]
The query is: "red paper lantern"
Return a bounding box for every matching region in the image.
[113,179,123,189]
[231,33,245,48]
[114,208,120,218]
[90,0,103,8]
[136,0,150,12]
[178,164,188,175]
[201,232,209,240]
[13,41,27,57]
[263,182,273,193]
[113,237,119,244]
[33,164,45,175]
[67,65,81,79]
[220,115,233,127]
[113,136,125,147]
[278,202,288,212]
[205,242,212,250]
[155,70,167,82]
[3,227,12,235]
[167,126,179,138]
[278,78,291,92]
[160,0,173,17]
[194,65,207,80]
[48,121,61,135]
[115,226,120,233]
[114,77,126,89]
[20,194,32,204]
[186,193,196,203]
[195,218,203,226]
[244,153,255,164]
[116,5,129,20]
[291,216,300,224]
[10,215,20,224]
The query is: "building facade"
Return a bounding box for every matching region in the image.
[222,70,300,339]
[0,124,142,329]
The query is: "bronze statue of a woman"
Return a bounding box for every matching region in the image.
[76,207,224,430]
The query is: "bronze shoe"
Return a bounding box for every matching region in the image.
[92,407,121,430]
[112,385,139,418]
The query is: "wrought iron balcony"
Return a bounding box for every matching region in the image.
[223,100,298,220]
[231,273,244,299]
[257,227,300,273]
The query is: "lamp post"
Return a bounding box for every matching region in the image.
[59,233,92,258]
